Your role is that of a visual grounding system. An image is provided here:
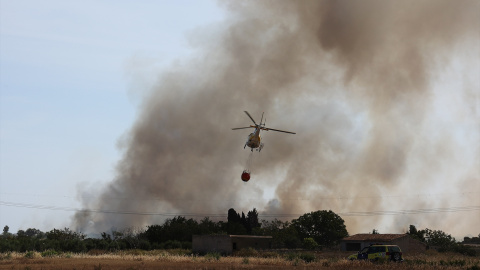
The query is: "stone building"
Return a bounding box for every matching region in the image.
[192,235,272,255]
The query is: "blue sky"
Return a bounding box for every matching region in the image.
[0,0,225,233]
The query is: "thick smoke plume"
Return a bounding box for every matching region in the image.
[74,0,480,237]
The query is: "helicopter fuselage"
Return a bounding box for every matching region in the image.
[233,111,295,152]
[245,128,262,149]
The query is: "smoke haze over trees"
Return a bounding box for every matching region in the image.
[73,0,480,237]
[2,211,478,255]
[1,208,348,252]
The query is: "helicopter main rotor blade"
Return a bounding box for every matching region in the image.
[263,127,296,134]
[232,127,255,130]
[244,111,257,125]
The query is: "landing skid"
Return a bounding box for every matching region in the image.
[257,143,264,152]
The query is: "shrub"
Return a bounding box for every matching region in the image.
[24,251,36,259]
[284,235,302,249]
[163,240,182,249]
[299,253,315,263]
[41,249,58,257]
[453,244,477,256]
[406,259,428,266]
[87,249,107,256]
[467,264,480,270]
[0,252,12,260]
[138,240,151,250]
[181,241,192,249]
[260,251,279,258]
[303,238,319,250]
[165,248,190,256]
[235,247,259,257]
[285,252,315,263]
[439,259,466,267]
[205,252,221,261]
[285,253,298,261]
[124,249,146,256]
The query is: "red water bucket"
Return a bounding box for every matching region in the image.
[241,171,250,182]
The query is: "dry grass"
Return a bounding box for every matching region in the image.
[0,250,479,269]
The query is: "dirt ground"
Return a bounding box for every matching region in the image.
[1,251,479,270]
[0,258,320,270]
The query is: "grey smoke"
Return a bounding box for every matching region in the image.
[74,0,480,237]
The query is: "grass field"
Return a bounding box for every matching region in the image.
[1,249,479,270]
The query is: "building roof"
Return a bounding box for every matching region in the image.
[342,234,407,242]
[192,234,273,239]
[229,235,272,239]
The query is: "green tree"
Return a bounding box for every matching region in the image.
[144,216,200,244]
[292,210,348,247]
[228,208,241,224]
[424,228,456,249]
[120,227,145,249]
[25,228,44,239]
[227,208,247,234]
[2,225,10,237]
[165,216,199,242]
[46,228,85,241]
[198,217,219,234]
[406,225,425,242]
[258,219,301,248]
[45,228,86,252]
[227,221,247,235]
[143,224,162,244]
[246,208,260,234]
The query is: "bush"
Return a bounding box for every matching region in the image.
[303,238,319,250]
[467,264,480,270]
[235,247,259,257]
[0,252,12,260]
[285,252,315,263]
[205,252,221,261]
[181,241,192,249]
[87,249,108,256]
[123,249,146,256]
[285,253,297,261]
[138,240,152,250]
[260,251,279,258]
[284,235,302,249]
[154,242,163,249]
[453,244,477,256]
[41,250,58,257]
[24,251,36,259]
[165,249,191,256]
[439,259,466,267]
[299,253,315,263]
[163,240,182,249]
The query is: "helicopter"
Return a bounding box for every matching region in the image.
[232,111,296,152]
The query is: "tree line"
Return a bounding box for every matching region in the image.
[406,225,478,256]
[0,209,348,253]
[2,209,476,256]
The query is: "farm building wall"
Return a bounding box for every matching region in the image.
[192,235,273,255]
[230,235,272,251]
[192,235,232,255]
[340,234,426,253]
